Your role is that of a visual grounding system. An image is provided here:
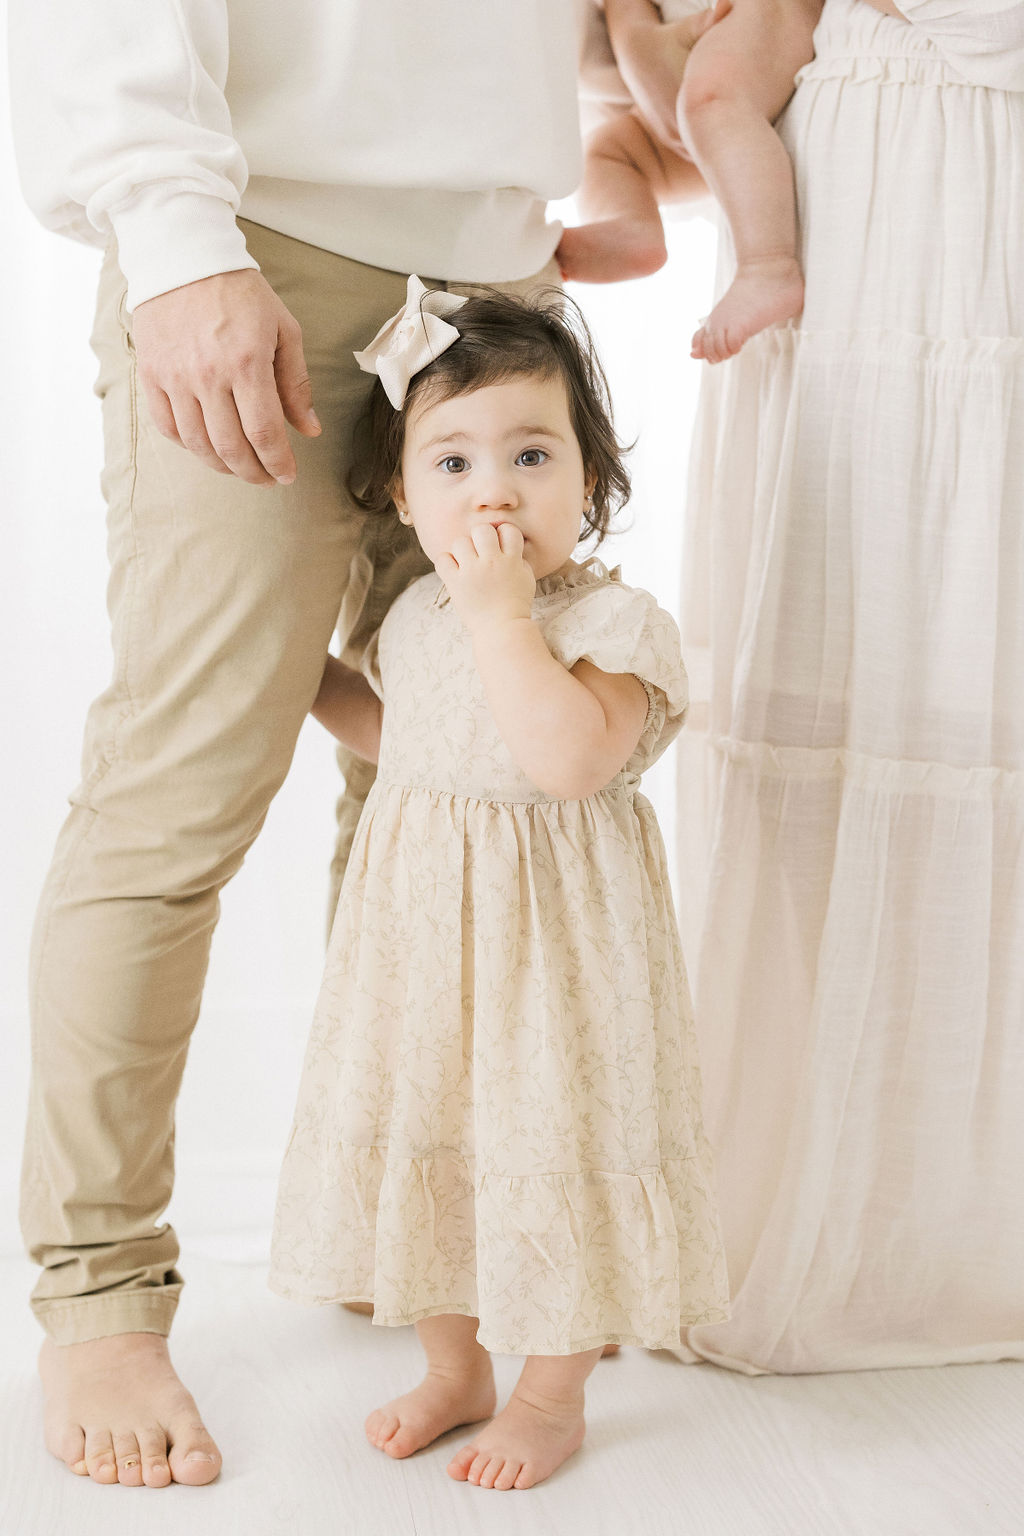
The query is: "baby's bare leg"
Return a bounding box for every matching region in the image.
[365,1313,496,1459]
[557,110,705,285]
[447,1345,604,1491]
[683,0,821,361]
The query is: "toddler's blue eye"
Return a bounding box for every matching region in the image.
[517,448,548,467]
[440,455,467,473]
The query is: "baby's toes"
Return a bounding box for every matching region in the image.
[476,1454,507,1488]
[382,1422,421,1459]
[493,1458,523,1490]
[466,1449,494,1485]
[365,1409,395,1449]
[446,1444,477,1481]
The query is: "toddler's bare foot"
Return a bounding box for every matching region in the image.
[39,1333,221,1488]
[557,218,667,284]
[365,1361,497,1460]
[691,254,805,363]
[447,1381,587,1490]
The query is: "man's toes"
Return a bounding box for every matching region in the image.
[112,1431,144,1486]
[83,1428,118,1484]
[50,1423,87,1475]
[493,1458,522,1491]
[447,1444,477,1481]
[167,1423,221,1485]
[137,1427,172,1488]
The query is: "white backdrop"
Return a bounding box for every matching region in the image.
[0,55,718,1268]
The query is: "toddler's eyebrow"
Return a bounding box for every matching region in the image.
[420,424,566,452]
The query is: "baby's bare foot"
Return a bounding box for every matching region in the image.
[447,1384,587,1490]
[365,1363,497,1460]
[39,1333,221,1488]
[691,254,805,363]
[557,217,668,284]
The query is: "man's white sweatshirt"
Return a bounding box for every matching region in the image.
[8,0,585,311]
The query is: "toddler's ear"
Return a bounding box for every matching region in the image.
[393,479,411,524]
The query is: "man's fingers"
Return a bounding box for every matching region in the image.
[275,321,321,438]
[143,382,184,447]
[167,393,235,477]
[199,387,278,486]
[230,369,298,484]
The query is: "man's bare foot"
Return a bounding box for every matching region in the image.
[557,217,668,284]
[365,1360,497,1459]
[39,1332,222,1488]
[691,254,805,363]
[447,1382,587,1490]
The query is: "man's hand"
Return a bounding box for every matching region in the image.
[435,523,537,634]
[606,0,730,152]
[131,269,321,486]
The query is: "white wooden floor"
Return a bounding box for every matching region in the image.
[1,1253,1021,1536]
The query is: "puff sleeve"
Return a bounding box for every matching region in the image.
[540,574,689,773]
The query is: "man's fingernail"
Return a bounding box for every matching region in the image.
[307,411,322,432]
[276,473,296,486]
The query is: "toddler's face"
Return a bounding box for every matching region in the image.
[395,373,593,581]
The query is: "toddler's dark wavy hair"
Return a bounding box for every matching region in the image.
[349,287,631,546]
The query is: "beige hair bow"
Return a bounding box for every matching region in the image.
[354,274,468,409]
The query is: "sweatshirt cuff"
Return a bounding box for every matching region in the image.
[107,187,260,312]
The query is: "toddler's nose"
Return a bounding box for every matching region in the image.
[475,476,517,512]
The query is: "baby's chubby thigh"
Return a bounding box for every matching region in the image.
[678,0,821,149]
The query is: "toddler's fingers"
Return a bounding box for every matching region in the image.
[448,535,476,566]
[435,551,459,578]
[496,522,525,556]
[470,523,501,556]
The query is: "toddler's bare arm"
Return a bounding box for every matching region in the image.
[311,655,383,763]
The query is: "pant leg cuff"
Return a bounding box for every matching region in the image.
[32,1288,181,1344]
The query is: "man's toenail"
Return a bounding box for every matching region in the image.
[185,1451,215,1463]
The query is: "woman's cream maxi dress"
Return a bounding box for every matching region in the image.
[270,559,729,1355]
[676,0,1024,1373]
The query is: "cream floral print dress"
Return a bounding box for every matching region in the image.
[269,556,730,1354]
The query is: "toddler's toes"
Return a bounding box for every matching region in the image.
[467,1450,494,1485]
[446,1444,477,1482]
[365,1409,398,1450]
[493,1458,523,1490]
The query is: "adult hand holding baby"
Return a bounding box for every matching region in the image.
[131,269,322,487]
[436,523,537,633]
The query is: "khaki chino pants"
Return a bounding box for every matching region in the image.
[21,219,557,1343]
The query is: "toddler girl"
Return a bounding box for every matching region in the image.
[561,0,823,361]
[269,277,729,1491]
